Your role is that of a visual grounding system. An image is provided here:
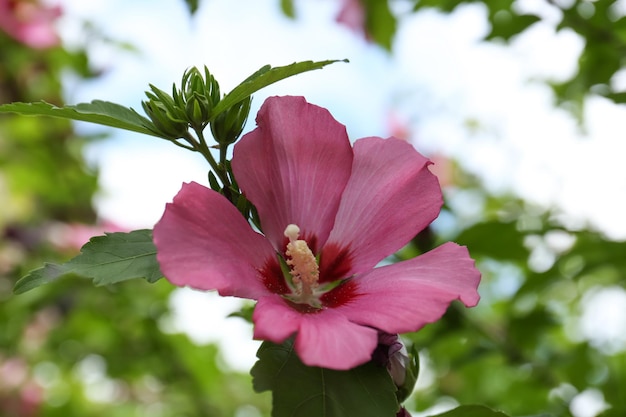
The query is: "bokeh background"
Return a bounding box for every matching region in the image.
[1,0,625,416]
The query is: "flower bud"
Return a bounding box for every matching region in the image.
[210,96,251,145]
[372,332,418,403]
[141,67,223,138]
[181,67,221,130]
[185,93,211,129]
[141,82,191,139]
[141,100,189,139]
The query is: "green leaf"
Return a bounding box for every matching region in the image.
[412,0,467,13]
[567,231,626,277]
[455,221,529,262]
[362,0,397,50]
[604,91,626,103]
[227,303,255,323]
[183,0,199,14]
[251,338,399,417]
[211,59,348,118]
[14,230,163,294]
[280,0,295,18]
[0,61,347,141]
[428,405,511,417]
[487,14,541,41]
[0,100,159,137]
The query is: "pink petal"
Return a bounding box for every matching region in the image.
[0,2,61,49]
[335,0,366,36]
[253,295,379,370]
[332,242,481,334]
[17,23,59,48]
[153,182,275,299]
[252,295,302,343]
[322,137,443,276]
[232,96,353,253]
[293,308,379,370]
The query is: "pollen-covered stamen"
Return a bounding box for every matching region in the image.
[284,224,319,301]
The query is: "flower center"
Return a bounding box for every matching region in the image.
[284,224,320,306]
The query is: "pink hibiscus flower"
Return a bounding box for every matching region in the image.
[335,0,367,38]
[0,0,61,49]
[153,96,481,370]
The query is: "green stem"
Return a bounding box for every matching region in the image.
[192,129,233,202]
[219,140,228,171]
[168,137,197,152]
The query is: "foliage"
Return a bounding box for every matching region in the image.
[251,338,399,417]
[14,230,163,294]
[0,100,157,137]
[183,0,200,14]
[0,278,270,417]
[0,60,347,141]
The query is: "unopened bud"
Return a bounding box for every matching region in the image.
[372,332,417,403]
[142,100,189,139]
[182,66,221,129]
[210,96,251,145]
[185,93,211,129]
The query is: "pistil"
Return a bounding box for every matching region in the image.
[284,224,320,304]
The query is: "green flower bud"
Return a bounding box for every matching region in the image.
[181,66,221,129]
[146,85,186,121]
[140,66,224,140]
[394,345,419,404]
[185,92,211,130]
[210,96,251,145]
[142,100,189,139]
[141,82,190,139]
[373,333,419,404]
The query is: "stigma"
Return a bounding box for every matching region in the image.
[284,224,319,302]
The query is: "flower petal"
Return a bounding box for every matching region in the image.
[294,308,379,370]
[252,295,379,370]
[232,96,353,253]
[153,182,275,299]
[0,2,61,49]
[335,0,366,36]
[322,137,442,276]
[252,295,302,343]
[332,242,481,334]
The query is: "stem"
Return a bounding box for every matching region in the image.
[193,129,233,202]
[219,140,228,171]
[168,137,197,152]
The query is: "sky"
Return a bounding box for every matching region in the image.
[52,0,624,415]
[58,0,626,239]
